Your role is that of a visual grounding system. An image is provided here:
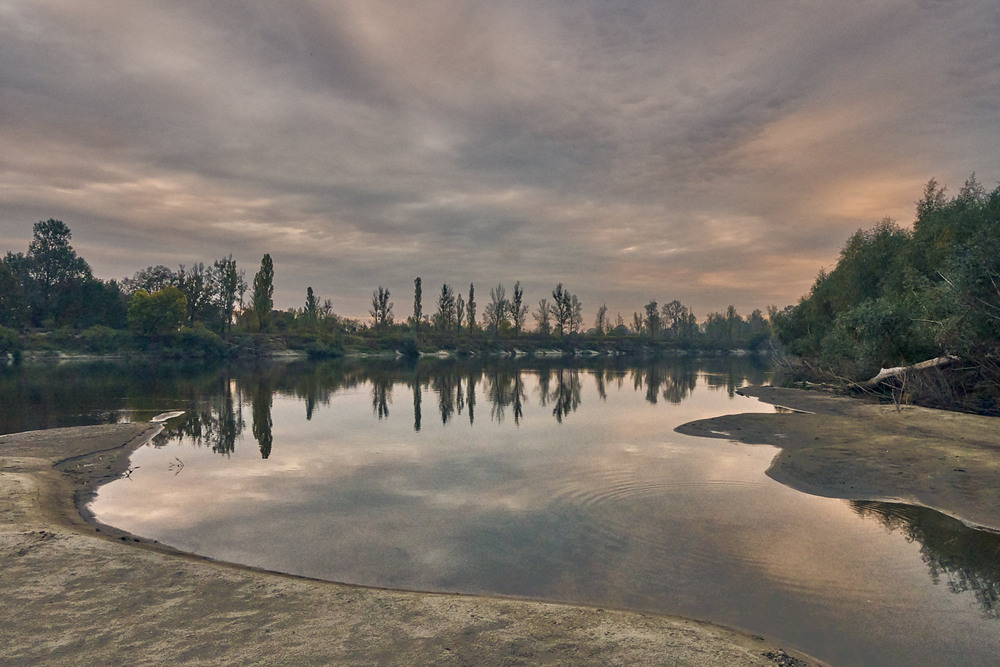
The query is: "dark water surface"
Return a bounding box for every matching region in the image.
[4,358,999,666]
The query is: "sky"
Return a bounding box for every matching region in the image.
[2,1,999,323]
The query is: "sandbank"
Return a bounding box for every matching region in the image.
[676,385,1000,532]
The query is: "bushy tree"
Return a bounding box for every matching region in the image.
[644,301,660,339]
[26,219,92,326]
[127,286,187,336]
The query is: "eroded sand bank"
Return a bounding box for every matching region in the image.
[1,422,819,666]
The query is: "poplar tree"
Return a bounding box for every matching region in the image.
[467,283,477,333]
[214,255,243,336]
[412,277,422,331]
[251,253,274,333]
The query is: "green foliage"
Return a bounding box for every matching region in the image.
[251,254,275,332]
[0,254,30,328]
[776,175,1000,392]
[80,325,131,354]
[170,324,227,358]
[0,325,20,359]
[127,286,187,336]
[27,219,93,326]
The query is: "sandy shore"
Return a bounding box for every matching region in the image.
[677,386,1000,532]
[1,422,820,665]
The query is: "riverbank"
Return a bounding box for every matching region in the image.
[676,385,1000,532]
[1,424,818,665]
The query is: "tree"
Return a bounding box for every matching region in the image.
[123,265,176,295]
[511,281,528,336]
[466,283,477,334]
[594,304,608,335]
[369,286,393,329]
[302,286,320,330]
[26,219,92,326]
[456,293,466,335]
[250,254,274,332]
[550,284,572,337]
[569,294,583,334]
[177,262,214,327]
[434,283,456,332]
[533,298,551,336]
[482,283,509,337]
[412,277,422,331]
[0,253,30,328]
[632,312,644,336]
[644,301,660,339]
[214,255,244,336]
[127,286,187,336]
[661,300,688,340]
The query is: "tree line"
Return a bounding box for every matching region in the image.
[772,174,999,413]
[2,218,779,358]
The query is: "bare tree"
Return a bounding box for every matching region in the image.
[533,298,551,335]
[482,283,509,337]
[369,286,393,329]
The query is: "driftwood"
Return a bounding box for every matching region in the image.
[859,355,962,389]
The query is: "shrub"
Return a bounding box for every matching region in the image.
[0,326,20,360]
[80,325,131,354]
[170,325,227,358]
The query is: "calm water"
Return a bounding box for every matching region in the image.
[4,358,999,666]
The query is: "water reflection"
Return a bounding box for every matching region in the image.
[250,375,273,459]
[168,373,244,455]
[53,355,999,666]
[852,501,1000,617]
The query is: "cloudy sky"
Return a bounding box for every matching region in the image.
[2,1,998,322]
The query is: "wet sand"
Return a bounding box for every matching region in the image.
[676,386,1000,532]
[1,422,819,666]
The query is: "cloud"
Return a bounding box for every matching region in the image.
[2,0,998,320]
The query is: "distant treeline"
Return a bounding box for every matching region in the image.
[0,219,777,358]
[772,175,999,413]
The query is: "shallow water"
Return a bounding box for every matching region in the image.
[18,358,999,667]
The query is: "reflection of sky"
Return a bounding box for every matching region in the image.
[93,370,1000,667]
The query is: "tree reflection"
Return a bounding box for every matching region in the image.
[371,374,391,420]
[550,368,581,423]
[432,372,456,425]
[851,501,1000,617]
[412,380,422,431]
[164,373,244,455]
[485,366,526,424]
[250,376,273,459]
[466,369,478,425]
[629,361,698,405]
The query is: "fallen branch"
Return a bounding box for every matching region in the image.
[859,355,962,389]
